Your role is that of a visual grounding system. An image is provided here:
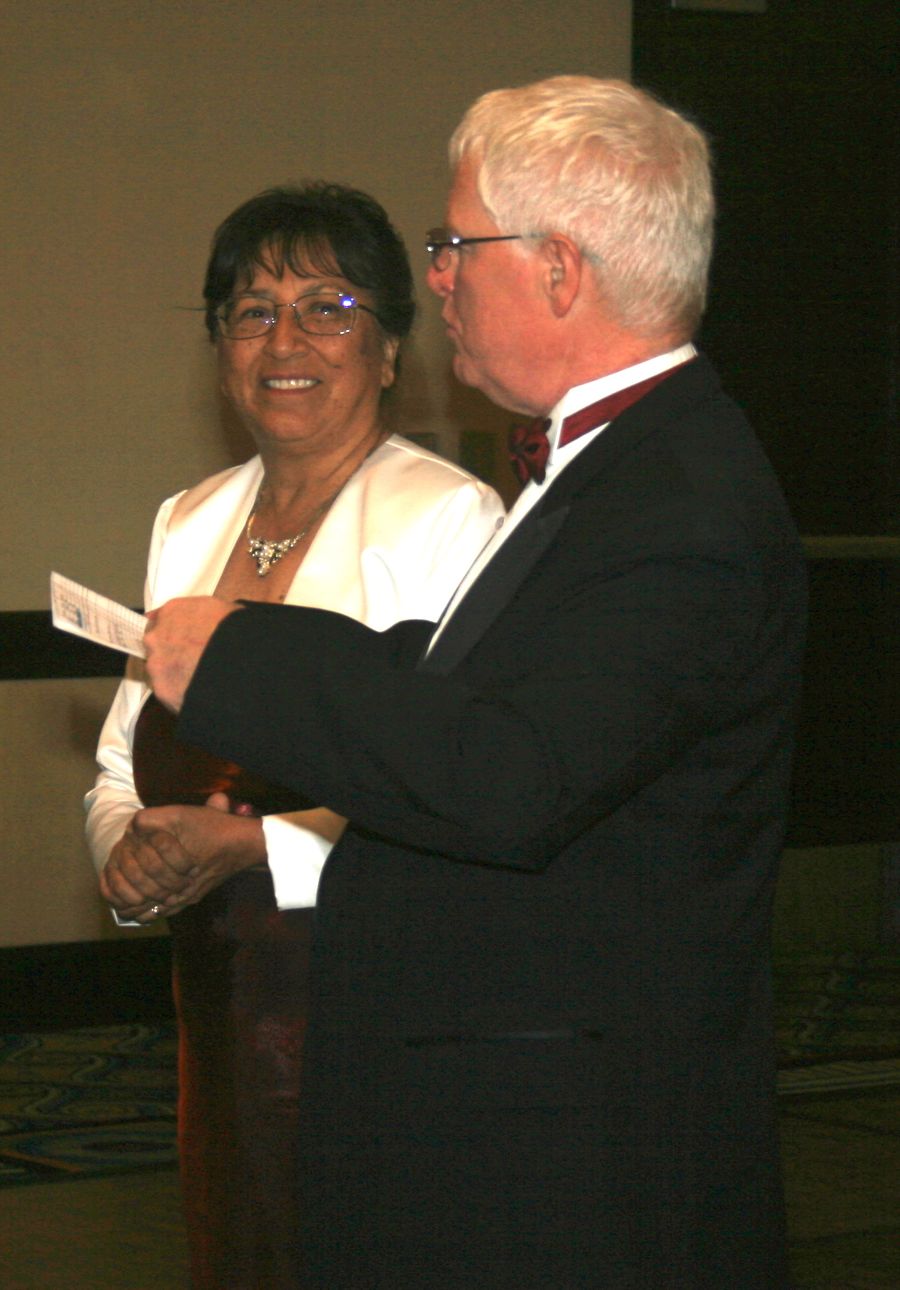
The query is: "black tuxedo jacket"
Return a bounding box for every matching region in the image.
[180,356,806,1286]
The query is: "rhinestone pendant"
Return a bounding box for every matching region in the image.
[248,535,297,576]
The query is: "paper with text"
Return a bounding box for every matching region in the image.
[50,572,147,659]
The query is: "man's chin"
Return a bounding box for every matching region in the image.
[452,350,485,393]
[451,352,523,414]
[451,350,471,382]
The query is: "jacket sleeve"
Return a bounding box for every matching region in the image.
[83,493,181,873]
[178,495,796,871]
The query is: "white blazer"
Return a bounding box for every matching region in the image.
[85,436,504,908]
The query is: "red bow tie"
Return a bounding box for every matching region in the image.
[508,366,682,486]
[508,417,552,486]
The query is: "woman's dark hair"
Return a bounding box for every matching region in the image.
[203,183,416,342]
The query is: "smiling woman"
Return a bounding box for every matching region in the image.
[215,260,397,494]
[206,186,411,581]
[83,184,504,1289]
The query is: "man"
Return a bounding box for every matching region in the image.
[141,78,806,1286]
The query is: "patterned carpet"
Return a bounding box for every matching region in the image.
[775,952,899,1063]
[0,952,896,1188]
[0,1023,177,1188]
[774,950,900,1099]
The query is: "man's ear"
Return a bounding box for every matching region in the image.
[540,234,583,317]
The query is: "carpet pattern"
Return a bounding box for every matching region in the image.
[0,1023,177,1187]
[0,952,896,1188]
[774,951,899,1066]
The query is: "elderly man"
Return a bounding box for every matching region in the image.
[140,78,805,1287]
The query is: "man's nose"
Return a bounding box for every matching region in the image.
[426,260,453,298]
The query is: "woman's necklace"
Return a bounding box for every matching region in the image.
[245,486,338,577]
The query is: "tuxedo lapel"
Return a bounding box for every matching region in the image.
[417,505,569,675]
[417,356,720,677]
[537,354,715,516]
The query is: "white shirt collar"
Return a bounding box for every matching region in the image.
[544,343,697,473]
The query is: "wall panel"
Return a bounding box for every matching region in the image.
[0,0,630,946]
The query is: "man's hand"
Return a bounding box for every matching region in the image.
[100,794,267,922]
[144,596,240,713]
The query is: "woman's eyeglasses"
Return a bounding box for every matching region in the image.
[215,289,379,339]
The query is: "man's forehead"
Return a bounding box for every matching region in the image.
[446,155,494,231]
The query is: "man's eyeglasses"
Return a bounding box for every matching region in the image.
[426,228,524,272]
[215,289,379,340]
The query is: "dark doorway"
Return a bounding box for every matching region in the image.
[633,0,897,535]
[633,2,898,847]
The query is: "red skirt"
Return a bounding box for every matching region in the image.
[133,694,311,1288]
[170,877,311,1290]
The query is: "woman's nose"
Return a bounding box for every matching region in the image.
[265,305,309,352]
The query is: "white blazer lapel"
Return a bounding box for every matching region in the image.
[150,459,263,605]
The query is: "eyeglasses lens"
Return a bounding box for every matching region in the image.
[217,291,356,339]
[426,229,454,272]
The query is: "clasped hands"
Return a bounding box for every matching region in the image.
[101,793,267,924]
[107,594,261,922]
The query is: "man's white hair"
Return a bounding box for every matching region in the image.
[450,76,714,340]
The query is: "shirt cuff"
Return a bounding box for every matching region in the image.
[112,910,141,928]
[262,814,333,910]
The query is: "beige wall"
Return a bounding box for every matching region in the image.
[1,0,630,947]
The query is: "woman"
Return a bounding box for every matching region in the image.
[85,184,503,1289]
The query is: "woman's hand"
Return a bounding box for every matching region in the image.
[100,793,266,923]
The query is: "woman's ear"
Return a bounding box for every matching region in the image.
[381,336,401,389]
[541,234,583,318]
